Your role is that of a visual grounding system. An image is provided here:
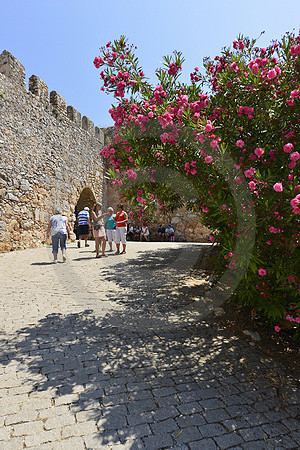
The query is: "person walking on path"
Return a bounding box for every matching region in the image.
[47,208,70,263]
[115,204,128,254]
[105,207,116,252]
[77,207,91,248]
[92,204,108,258]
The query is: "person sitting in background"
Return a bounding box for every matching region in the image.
[127,224,134,241]
[165,224,175,241]
[140,224,150,241]
[47,208,70,263]
[157,224,166,241]
[105,207,116,252]
[77,206,91,248]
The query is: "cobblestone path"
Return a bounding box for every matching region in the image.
[0,242,298,449]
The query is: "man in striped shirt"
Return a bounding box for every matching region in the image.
[77,206,91,248]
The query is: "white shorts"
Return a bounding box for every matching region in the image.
[115,227,127,244]
[106,229,116,243]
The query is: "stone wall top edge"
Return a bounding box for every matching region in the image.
[0,50,105,142]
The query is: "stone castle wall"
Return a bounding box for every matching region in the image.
[0,50,105,252]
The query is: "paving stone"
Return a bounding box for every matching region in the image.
[203,408,230,423]
[127,399,157,414]
[173,426,202,443]
[150,417,179,434]
[223,418,249,431]
[143,432,174,449]
[199,423,227,438]
[52,437,86,449]
[61,421,98,439]
[127,411,154,426]
[54,394,79,406]
[24,429,61,447]
[0,437,24,450]
[282,417,300,431]
[200,398,225,410]
[239,426,268,442]
[97,413,127,430]
[243,413,269,427]
[39,405,71,419]
[44,413,76,430]
[156,394,179,408]
[189,438,218,449]
[5,409,38,425]
[176,412,206,428]
[84,431,120,448]
[0,426,12,440]
[262,422,289,437]
[214,432,244,449]
[177,401,203,415]
[151,405,179,421]
[118,424,152,443]
[13,419,44,436]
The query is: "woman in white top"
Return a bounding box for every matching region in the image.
[47,208,71,263]
[140,224,150,242]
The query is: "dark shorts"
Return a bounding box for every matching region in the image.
[78,224,89,236]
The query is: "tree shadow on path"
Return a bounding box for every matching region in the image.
[0,245,299,448]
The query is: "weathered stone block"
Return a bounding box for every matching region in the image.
[50,90,66,115]
[0,50,26,88]
[82,116,94,134]
[29,75,49,104]
[67,105,81,125]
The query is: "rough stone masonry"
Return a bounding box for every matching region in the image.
[0,50,106,252]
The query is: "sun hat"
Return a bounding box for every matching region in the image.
[84,207,90,211]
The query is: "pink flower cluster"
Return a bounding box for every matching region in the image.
[168,63,181,76]
[290,194,300,214]
[238,106,254,119]
[233,39,245,50]
[184,161,197,176]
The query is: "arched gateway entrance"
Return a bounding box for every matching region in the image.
[75,187,97,240]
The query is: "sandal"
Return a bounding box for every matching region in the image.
[96,254,101,258]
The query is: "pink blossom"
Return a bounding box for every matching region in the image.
[126,169,137,180]
[205,156,213,163]
[248,181,256,190]
[202,206,208,213]
[205,122,213,132]
[288,162,296,169]
[273,182,283,192]
[288,174,294,181]
[209,236,214,242]
[283,143,294,153]
[236,140,244,148]
[274,326,281,332]
[221,204,227,210]
[258,268,267,276]
[254,147,264,157]
[267,68,277,79]
[168,63,180,76]
[290,44,300,56]
[290,152,300,162]
[210,140,219,149]
[230,62,238,71]
[136,196,143,202]
[244,167,255,178]
[266,240,272,245]
[290,89,300,99]
[190,168,197,176]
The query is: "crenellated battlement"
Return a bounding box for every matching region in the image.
[0,50,103,141]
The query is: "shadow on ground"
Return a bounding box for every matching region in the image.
[0,245,298,448]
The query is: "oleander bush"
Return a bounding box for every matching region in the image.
[94,32,299,335]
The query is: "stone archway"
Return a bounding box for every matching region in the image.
[75,187,97,215]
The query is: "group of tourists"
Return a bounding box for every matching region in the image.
[47,204,128,263]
